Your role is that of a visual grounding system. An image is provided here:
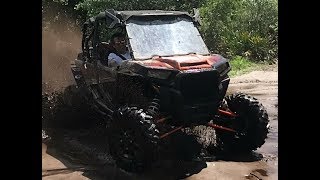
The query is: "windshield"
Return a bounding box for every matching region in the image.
[126,16,210,60]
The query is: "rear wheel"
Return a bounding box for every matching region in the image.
[215,93,269,153]
[108,106,159,173]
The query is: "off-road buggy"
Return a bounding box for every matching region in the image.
[70,9,270,172]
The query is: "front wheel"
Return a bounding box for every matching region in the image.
[215,93,269,153]
[108,106,159,173]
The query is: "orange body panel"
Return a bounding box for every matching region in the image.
[135,54,223,70]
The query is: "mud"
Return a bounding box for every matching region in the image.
[42,68,278,180]
[42,25,81,93]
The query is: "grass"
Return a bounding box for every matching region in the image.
[228,56,277,77]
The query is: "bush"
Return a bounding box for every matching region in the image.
[200,0,278,62]
[229,56,256,76]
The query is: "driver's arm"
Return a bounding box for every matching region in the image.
[108,53,123,67]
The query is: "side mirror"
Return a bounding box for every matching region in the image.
[192,8,201,26]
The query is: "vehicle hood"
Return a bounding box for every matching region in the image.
[134,54,224,70]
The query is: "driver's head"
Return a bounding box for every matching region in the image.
[110,32,127,54]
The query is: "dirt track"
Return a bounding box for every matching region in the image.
[42,69,278,180]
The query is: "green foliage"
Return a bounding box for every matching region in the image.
[75,0,206,17]
[200,0,278,62]
[42,0,87,33]
[229,56,256,77]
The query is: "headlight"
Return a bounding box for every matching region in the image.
[147,69,172,79]
[213,58,231,76]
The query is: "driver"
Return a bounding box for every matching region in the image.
[107,32,132,67]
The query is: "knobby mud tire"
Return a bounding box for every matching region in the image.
[215,93,269,153]
[108,106,159,173]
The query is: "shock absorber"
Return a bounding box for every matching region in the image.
[146,97,160,117]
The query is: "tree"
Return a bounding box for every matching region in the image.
[200,0,278,61]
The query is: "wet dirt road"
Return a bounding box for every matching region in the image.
[42,70,278,180]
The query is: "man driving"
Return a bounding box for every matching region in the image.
[107,32,131,67]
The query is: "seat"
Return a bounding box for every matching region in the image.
[97,42,116,66]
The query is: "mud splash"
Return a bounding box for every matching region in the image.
[42,7,88,132]
[42,85,104,133]
[42,21,81,93]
